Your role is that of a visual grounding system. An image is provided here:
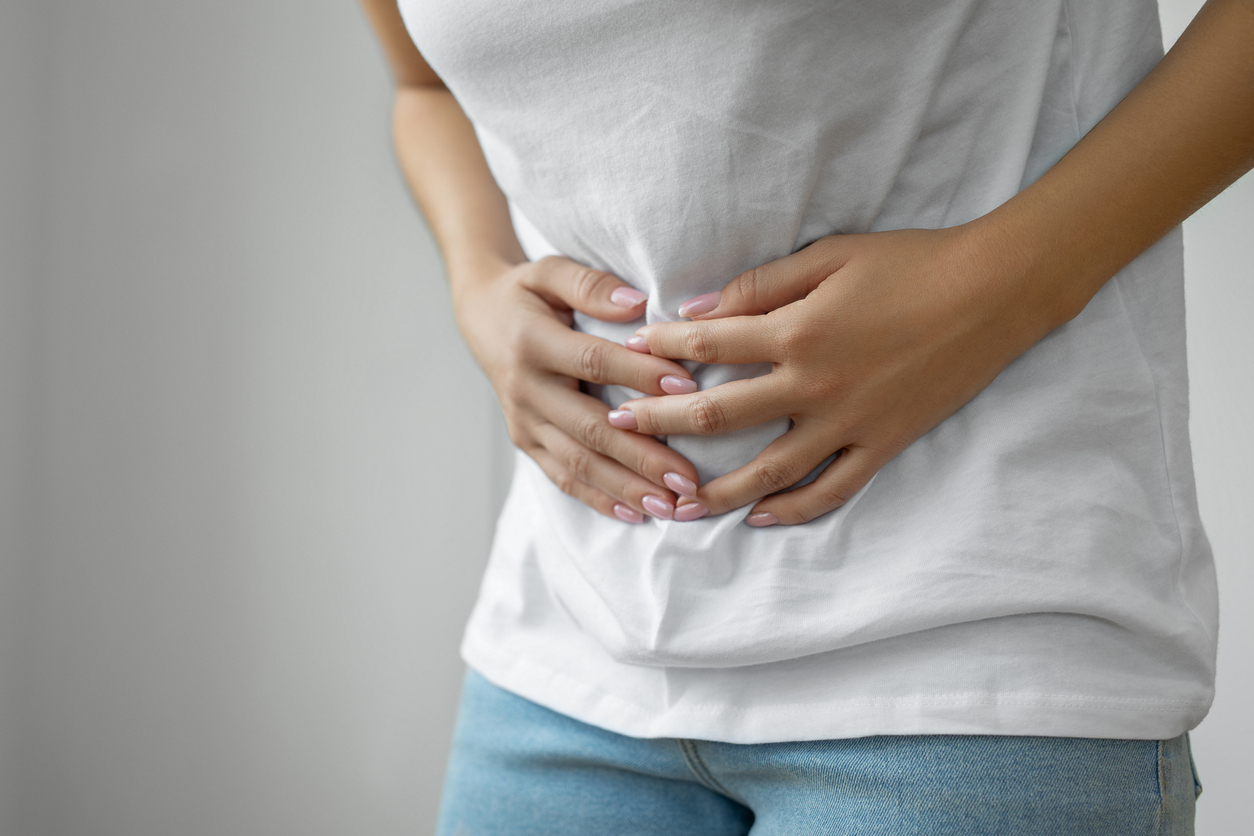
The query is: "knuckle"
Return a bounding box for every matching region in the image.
[753,460,795,494]
[535,255,566,280]
[815,483,851,510]
[630,448,661,480]
[683,328,719,364]
[773,317,811,357]
[552,469,580,497]
[574,340,610,383]
[505,324,535,363]
[572,410,611,450]
[689,395,728,435]
[522,257,557,290]
[782,508,815,526]
[737,266,764,307]
[496,368,521,398]
[499,370,529,406]
[571,267,608,306]
[566,448,593,481]
[616,474,644,502]
[611,431,656,476]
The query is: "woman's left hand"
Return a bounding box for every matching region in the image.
[613,223,1069,526]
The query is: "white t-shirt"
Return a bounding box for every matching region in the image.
[399,0,1218,742]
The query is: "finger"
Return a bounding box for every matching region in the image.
[542,385,701,495]
[533,423,678,520]
[527,448,644,523]
[612,375,795,437]
[534,320,696,396]
[690,423,837,515]
[632,316,776,366]
[525,255,648,322]
[678,237,852,319]
[625,334,651,354]
[745,445,887,526]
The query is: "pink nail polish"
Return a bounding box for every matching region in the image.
[625,335,651,353]
[746,512,779,527]
[610,287,648,309]
[677,292,720,318]
[663,472,698,498]
[674,502,709,522]
[642,495,674,519]
[608,409,637,430]
[613,503,644,524]
[660,375,697,395]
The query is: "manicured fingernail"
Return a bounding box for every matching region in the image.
[625,335,651,353]
[607,409,637,430]
[746,512,779,527]
[677,292,720,318]
[674,502,709,522]
[642,495,674,519]
[660,375,697,395]
[610,287,648,309]
[663,472,698,498]
[613,503,644,524]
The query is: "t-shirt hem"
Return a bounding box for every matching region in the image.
[462,633,1212,744]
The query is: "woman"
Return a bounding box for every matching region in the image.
[362,0,1251,832]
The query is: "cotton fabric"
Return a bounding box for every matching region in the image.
[398,0,1218,742]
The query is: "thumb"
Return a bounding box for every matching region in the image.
[678,236,850,320]
[526,256,648,323]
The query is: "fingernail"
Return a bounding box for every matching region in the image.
[746,512,779,527]
[674,502,709,522]
[607,409,637,430]
[625,335,651,353]
[660,375,697,395]
[663,472,698,498]
[642,495,674,519]
[613,503,644,524]
[677,292,720,318]
[610,287,648,309]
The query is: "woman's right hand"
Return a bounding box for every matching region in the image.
[452,255,702,523]
[359,3,700,522]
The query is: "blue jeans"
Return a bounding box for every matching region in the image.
[437,671,1200,835]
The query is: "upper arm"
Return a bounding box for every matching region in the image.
[359,0,444,88]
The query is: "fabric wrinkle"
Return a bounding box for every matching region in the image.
[403,0,1218,744]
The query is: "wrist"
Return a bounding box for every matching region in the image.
[446,249,520,302]
[958,206,1098,340]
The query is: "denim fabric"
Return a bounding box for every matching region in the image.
[437,671,1199,836]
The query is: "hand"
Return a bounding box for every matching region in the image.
[611,225,1059,525]
[454,255,703,523]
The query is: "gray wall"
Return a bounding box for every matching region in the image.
[1159,8,1253,835]
[1,1,47,833]
[0,1,1248,834]
[10,2,498,833]
[1184,177,1254,836]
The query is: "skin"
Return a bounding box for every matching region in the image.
[362,0,1254,526]
[359,0,702,523]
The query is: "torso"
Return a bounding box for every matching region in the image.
[400,0,1217,742]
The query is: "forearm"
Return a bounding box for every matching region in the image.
[388,82,701,520]
[978,0,1254,329]
[358,0,523,291]
[393,85,525,290]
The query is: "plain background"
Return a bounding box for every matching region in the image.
[0,1,1247,833]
